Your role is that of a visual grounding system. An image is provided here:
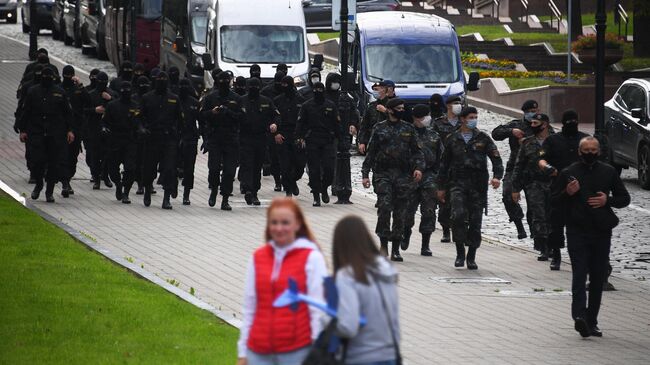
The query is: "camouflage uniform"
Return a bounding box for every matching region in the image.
[361,120,425,244]
[512,136,552,251]
[437,129,504,248]
[357,96,393,147]
[405,126,442,238]
[432,115,459,230]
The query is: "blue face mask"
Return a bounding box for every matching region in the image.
[466,119,478,129]
[524,112,536,121]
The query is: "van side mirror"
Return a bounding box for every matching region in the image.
[467,71,480,92]
[302,0,313,7]
[631,108,648,124]
[201,53,214,71]
[174,36,186,54]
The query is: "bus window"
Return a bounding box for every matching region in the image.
[138,0,162,19]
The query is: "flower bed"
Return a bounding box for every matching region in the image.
[461,53,517,70]
[477,70,585,84]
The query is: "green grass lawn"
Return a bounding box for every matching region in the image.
[537,12,635,35]
[505,77,563,90]
[0,193,238,364]
[317,32,340,41]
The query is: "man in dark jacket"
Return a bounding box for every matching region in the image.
[298,67,321,100]
[178,79,201,206]
[552,136,629,338]
[109,61,134,93]
[17,67,74,203]
[85,71,116,189]
[260,71,285,189]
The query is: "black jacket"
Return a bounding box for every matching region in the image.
[140,90,184,135]
[86,87,118,135]
[541,131,590,172]
[61,81,91,136]
[199,89,244,143]
[273,91,305,139]
[101,98,141,138]
[18,83,73,137]
[295,98,340,143]
[179,95,201,142]
[240,94,279,137]
[552,160,630,234]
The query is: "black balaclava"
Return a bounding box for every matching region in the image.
[120,81,132,102]
[168,66,180,84]
[179,79,193,100]
[155,72,169,94]
[247,77,261,99]
[40,67,55,88]
[281,75,295,96]
[150,67,161,82]
[37,48,49,64]
[561,109,579,136]
[89,68,100,90]
[32,65,43,84]
[210,68,223,89]
[234,76,247,96]
[136,76,150,96]
[250,64,261,79]
[273,71,285,92]
[313,82,325,104]
[120,61,133,82]
[96,72,109,92]
[276,63,288,75]
[429,93,445,118]
[133,63,146,78]
[325,73,341,95]
[62,65,75,88]
[216,72,231,97]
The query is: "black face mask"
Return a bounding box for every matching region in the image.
[314,90,325,103]
[580,152,598,165]
[122,71,133,81]
[37,55,48,64]
[235,87,246,95]
[531,124,545,135]
[218,81,230,96]
[392,109,407,121]
[62,76,74,87]
[41,76,53,88]
[89,77,97,89]
[562,121,578,136]
[169,73,179,84]
[97,81,108,91]
[120,89,132,102]
[138,84,150,95]
[155,79,168,93]
[250,72,261,79]
[248,87,260,98]
[179,86,192,99]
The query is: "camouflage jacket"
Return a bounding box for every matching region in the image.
[358,96,392,145]
[414,126,442,173]
[512,136,551,192]
[437,129,504,190]
[361,119,425,178]
[432,114,460,143]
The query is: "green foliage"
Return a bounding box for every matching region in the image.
[0,193,238,364]
[572,33,625,52]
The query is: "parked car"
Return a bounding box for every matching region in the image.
[79,0,108,59]
[21,0,55,33]
[604,78,650,188]
[51,0,64,39]
[0,0,19,24]
[62,0,83,47]
[302,0,400,31]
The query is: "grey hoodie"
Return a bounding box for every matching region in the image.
[335,257,400,364]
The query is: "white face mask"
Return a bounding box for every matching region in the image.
[311,77,320,85]
[420,116,432,128]
[452,104,462,116]
[330,82,340,91]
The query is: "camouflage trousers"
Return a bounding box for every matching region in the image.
[449,185,486,248]
[523,180,551,249]
[373,168,418,242]
[501,171,525,222]
[405,171,438,235]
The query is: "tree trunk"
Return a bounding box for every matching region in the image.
[569,0,583,41]
[634,0,650,57]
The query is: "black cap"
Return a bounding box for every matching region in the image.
[89,68,100,77]
[459,106,478,118]
[217,71,230,82]
[96,71,109,82]
[120,81,132,90]
[281,75,294,87]
[313,82,325,91]
[379,80,395,88]
[235,76,247,87]
[561,109,579,123]
[276,63,288,73]
[309,68,320,77]
[412,104,430,118]
[531,113,550,123]
[386,98,405,109]
[137,75,150,86]
[62,65,75,77]
[446,95,461,104]
[430,93,443,104]
[250,64,261,72]
[521,99,538,112]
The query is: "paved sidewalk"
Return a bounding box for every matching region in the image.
[1,37,650,364]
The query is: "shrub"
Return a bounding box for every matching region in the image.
[572,33,624,52]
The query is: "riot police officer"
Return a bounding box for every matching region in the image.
[85,71,116,190]
[178,78,201,206]
[109,61,134,93]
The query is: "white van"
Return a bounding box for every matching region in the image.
[201,0,310,88]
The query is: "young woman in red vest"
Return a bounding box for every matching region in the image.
[237,197,328,365]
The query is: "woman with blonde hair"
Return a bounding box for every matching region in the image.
[237,197,328,365]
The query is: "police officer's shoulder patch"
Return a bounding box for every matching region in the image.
[168,99,177,103]
[52,93,63,97]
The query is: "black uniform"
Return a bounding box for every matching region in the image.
[178,88,201,198]
[18,76,74,200]
[295,93,340,203]
[60,77,90,187]
[85,76,117,185]
[15,65,44,180]
[273,78,307,196]
[260,72,285,188]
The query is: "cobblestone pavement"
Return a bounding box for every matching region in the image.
[2,25,650,364]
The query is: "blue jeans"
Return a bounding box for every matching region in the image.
[247,347,310,365]
[348,361,397,365]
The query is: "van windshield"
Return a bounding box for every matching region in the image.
[220,25,304,64]
[364,44,459,83]
[191,15,207,45]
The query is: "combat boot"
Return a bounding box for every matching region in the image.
[45,182,55,203]
[31,182,43,200]
[92,176,101,190]
[441,226,451,243]
[121,189,131,204]
[143,186,152,207]
[244,191,254,205]
[401,229,412,251]
[514,220,527,239]
[390,242,403,262]
[312,193,321,207]
[221,196,232,211]
[466,246,478,270]
[183,187,191,205]
[274,183,282,192]
[454,243,466,267]
[421,233,432,256]
[171,184,178,199]
[321,188,330,204]
[293,185,300,196]
[550,249,561,271]
[252,193,261,206]
[209,189,218,207]
[115,182,123,201]
[162,191,172,210]
[103,174,113,188]
[136,184,144,195]
[379,238,389,257]
[61,180,72,198]
[535,238,549,261]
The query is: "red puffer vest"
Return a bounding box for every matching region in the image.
[247,244,313,354]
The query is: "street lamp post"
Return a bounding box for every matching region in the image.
[340,0,349,92]
[594,0,606,138]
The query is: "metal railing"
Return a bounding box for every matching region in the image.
[520,0,529,23]
[475,0,500,19]
[548,0,562,32]
[426,0,448,10]
[615,2,629,40]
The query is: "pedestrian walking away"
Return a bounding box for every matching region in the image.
[332,215,401,365]
[237,198,327,365]
[436,107,503,270]
[177,79,202,206]
[491,99,540,240]
[361,98,425,262]
[551,137,630,338]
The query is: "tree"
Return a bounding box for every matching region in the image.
[633,0,650,57]
[569,0,583,41]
